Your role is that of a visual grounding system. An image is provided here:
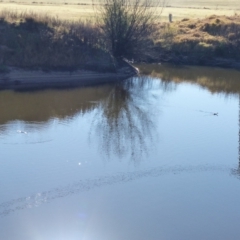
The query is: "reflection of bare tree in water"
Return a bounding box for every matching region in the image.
[90,77,162,163]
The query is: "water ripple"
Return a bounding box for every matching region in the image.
[0,164,233,217]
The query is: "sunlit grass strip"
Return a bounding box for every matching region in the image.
[156,14,240,63]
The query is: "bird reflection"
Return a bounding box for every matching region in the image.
[90,77,161,163]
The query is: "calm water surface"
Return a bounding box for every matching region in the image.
[1,64,240,240]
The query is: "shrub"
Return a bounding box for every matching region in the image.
[96,0,164,59]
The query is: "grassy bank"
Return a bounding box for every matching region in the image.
[153,14,240,69]
[1,8,240,72]
[0,10,117,72]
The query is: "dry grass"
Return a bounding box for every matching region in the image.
[155,14,240,63]
[0,10,116,71]
[0,1,240,22]
[1,3,240,70]
[169,0,240,10]
[0,3,96,21]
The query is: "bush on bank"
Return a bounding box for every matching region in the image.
[96,0,160,60]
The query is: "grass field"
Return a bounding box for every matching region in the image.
[0,0,239,21]
[0,3,96,21]
[169,0,240,10]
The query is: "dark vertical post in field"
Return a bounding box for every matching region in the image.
[169,13,172,22]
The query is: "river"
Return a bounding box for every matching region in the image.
[1,64,240,240]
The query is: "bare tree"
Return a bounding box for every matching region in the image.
[95,0,168,59]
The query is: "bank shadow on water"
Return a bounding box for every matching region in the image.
[137,63,240,96]
[0,84,112,125]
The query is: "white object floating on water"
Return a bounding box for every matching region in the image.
[78,162,82,166]
[17,130,27,134]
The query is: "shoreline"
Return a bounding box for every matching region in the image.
[0,61,139,91]
[1,57,239,92]
[152,56,240,71]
